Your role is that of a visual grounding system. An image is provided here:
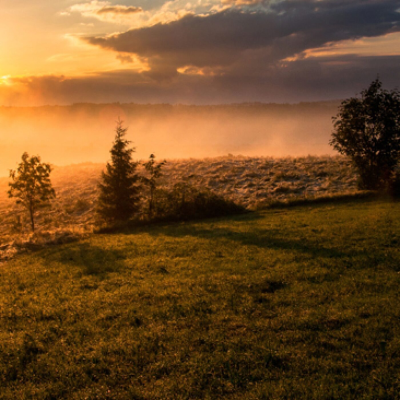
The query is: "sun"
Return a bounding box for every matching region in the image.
[0,75,12,86]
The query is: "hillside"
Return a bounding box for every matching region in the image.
[1,199,399,398]
[0,155,360,259]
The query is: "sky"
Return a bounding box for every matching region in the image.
[0,0,400,105]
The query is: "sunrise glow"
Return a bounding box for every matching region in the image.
[1,3,400,397]
[0,0,398,107]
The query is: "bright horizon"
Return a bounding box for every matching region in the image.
[0,102,339,176]
[1,1,400,174]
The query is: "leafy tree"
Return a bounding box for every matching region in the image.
[330,79,400,190]
[8,152,55,232]
[141,154,166,218]
[97,119,141,223]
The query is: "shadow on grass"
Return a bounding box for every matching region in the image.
[96,196,393,262]
[155,224,353,260]
[142,195,395,260]
[50,242,126,276]
[101,205,362,260]
[259,191,380,210]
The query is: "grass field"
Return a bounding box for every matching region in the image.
[0,155,359,252]
[1,198,400,399]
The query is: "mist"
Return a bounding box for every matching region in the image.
[0,102,340,176]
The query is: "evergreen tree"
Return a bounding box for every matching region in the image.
[97,119,141,223]
[8,152,55,232]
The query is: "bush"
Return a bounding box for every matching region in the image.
[150,183,246,221]
[65,198,91,215]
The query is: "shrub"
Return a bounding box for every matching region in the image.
[65,198,91,215]
[150,183,246,221]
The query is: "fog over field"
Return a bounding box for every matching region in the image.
[0,101,339,176]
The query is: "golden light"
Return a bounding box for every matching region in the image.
[0,75,12,86]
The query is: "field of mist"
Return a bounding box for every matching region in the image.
[0,101,340,176]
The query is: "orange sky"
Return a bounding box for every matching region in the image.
[1,0,400,105]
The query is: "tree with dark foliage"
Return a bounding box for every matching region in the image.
[141,154,166,218]
[330,79,400,190]
[97,119,141,223]
[8,152,55,232]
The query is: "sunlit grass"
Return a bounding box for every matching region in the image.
[0,155,359,253]
[1,198,400,398]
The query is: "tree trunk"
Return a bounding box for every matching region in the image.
[29,205,35,232]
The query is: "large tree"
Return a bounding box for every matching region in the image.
[330,79,400,190]
[97,119,141,223]
[8,152,55,232]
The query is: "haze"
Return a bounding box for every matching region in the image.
[1,1,399,171]
[0,102,338,176]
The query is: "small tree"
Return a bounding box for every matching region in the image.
[97,119,141,223]
[8,152,55,232]
[330,78,400,190]
[141,154,166,218]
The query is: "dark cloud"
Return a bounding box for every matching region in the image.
[2,55,400,106]
[96,6,142,15]
[85,0,400,78]
[116,53,134,64]
[2,1,400,106]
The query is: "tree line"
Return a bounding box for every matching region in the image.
[7,79,400,232]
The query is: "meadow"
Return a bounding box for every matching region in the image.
[0,198,399,399]
[0,155,359,260]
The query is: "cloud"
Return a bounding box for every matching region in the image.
[220,0,266,5]
[2,54,400,106]
[84,0,400,79]
[69,1,143,23]
[116,53,134,64]
[68,0,199,27]
[96,6,143,15]
[3,0,400,106]
[70,1,109,17]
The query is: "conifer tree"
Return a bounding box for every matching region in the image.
[97,119,141,223]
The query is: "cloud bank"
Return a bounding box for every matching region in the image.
[2,0,400,106]
[2,53,400,107]
[85,1,400,74]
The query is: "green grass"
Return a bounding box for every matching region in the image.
[1,199,400,399]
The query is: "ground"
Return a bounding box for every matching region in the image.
[0,155,359,260]
[1,198,399,399]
